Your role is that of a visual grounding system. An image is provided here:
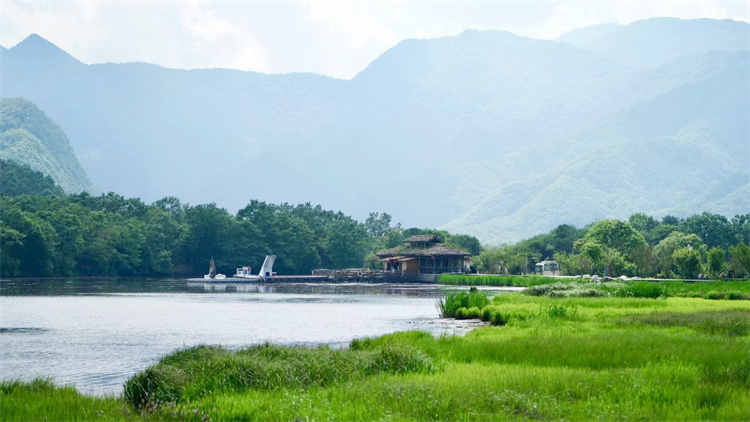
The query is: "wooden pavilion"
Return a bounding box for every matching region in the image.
[375,234,470,282]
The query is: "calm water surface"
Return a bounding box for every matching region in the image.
[0,279,461,395]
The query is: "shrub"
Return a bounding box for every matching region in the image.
[617,282,666,299]
[467,307,483,319]
[706,291,726,300]
[489,311,507,326]
[454,307,469,320]
[481,307,492,322]
[726,291,747,300]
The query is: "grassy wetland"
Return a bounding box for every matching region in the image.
[3,282,750,421]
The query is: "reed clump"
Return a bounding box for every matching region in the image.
[124,342,434,406]
[436,288,489,318]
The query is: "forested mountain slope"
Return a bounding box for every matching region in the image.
[1,18,747,243]
[0,98,92,193]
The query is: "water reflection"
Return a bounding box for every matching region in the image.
[186,281,442,297]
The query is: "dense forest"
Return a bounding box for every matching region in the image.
[474,213,750,279]
[0,159,478,277]
[1,158,748,279]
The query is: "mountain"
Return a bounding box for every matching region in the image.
[557,17,749,68]
[0,98,92,193]
[1,18,748,243]
[443,53,750,240]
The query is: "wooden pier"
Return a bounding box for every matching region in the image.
[193,273,427,284]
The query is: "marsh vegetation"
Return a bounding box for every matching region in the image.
[3,281,748,421]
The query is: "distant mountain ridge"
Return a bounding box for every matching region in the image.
[0,98,92,193]
[1,17,747,243]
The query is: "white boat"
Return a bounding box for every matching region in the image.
[235,255,276,280]
[204,257,226,279]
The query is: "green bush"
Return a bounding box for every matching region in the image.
[706,291,726,300]
[455,307,470,320]
[726,291,747,300]
[481,307,492,322]
[489,311,507,326]
[617,282,666,299]
[467,307,483,319]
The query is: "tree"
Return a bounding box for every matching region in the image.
[653,232,705,278]
[673,247,702,279]
[0,159,64,197]
[728,243,750,278]
[629,213,659,244]
[649,224,679,246]
[327,218,369,269]
[547,224,581,256]
[553,251,583,276]
[680,212,736,249]
[707,247,725,279]
[180,203,234,275]
[446,234,482,256]
[731,213,750,245]
[662,215,682,226]
[602,248,633,277]
[574,239,605,275]
[365,212,392,237]
[581,220,647,261]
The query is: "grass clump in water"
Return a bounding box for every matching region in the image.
[436,287,489,318]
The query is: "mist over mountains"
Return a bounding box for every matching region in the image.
[2,17,747,243]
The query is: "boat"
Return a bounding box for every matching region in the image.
[204,257,226,279]
[234,255,277,280]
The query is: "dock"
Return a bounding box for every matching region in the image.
[190,272,426,284]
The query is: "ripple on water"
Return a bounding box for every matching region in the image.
[0,327,49,334]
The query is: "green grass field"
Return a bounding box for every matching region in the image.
[3,291,749,421]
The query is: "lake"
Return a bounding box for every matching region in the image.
[0,279,476,396]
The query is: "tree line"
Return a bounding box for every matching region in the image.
[0,159,480,277]
[474,213,750,279]
[2,158,748,279]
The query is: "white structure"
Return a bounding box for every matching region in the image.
[535,260,560,276]
[235,255,276,280]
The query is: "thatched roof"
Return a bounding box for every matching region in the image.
[376,243,469,258]
[403,234,443,243]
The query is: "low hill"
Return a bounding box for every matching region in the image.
[0,98,92,193]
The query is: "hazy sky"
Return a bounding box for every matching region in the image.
[2,1,748,79]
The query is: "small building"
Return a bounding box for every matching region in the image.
[535,260,560,276]
[375,234,470,282]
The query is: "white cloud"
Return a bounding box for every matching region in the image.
[182,1,236,41]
